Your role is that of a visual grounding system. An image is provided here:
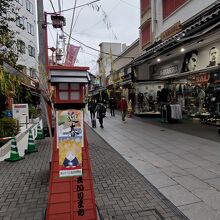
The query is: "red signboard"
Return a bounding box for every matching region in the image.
[65,44,80,66]
[195,73,209,84]
[46,125,97,220]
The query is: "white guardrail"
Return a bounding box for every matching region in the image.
[0,118,43,161]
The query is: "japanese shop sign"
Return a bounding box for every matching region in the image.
[77,176,85,216]
[56,109,83,177]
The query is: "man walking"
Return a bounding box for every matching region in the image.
[109,97,116,116]
[95,101,106,128]
[118,96,128,121]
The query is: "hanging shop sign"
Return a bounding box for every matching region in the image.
[56,109,83,177]
[151,41,220,79]
[160,21,182,41]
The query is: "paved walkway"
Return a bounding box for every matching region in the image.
[0,138,51,220]
[0,111,219,220]
[86,124,188,220]
[85,110,220,220]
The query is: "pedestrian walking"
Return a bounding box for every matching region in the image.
[95,101,106,128]
[88,98,96,120]
[117,96,128,121]
[109,97,116,116]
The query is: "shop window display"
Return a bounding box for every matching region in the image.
[182,74,220,126]
[137,92,160,113]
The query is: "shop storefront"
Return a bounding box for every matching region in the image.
[149,38,220,125]
[134,81,164,115]
[120,67,136,111]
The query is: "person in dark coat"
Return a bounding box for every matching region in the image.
[95,101,106,128]
[117,96,128,121]
[109,97,116,116]
[88,99,96,120]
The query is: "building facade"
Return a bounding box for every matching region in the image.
[95,42,127,101]
[134,0,220,125]
[11,0,38,81]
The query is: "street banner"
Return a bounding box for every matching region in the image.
[64,44,80,66]
[12,104,29,126]
[56,109,84,177]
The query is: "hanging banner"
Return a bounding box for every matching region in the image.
[64,44,80,66]
[56,109,83,177]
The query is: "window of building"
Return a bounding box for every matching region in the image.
[26,0,33,13]
[28,45,35,57]
[16,16,24,29]
[141,20,151,48]
[141,0,150,16]
[15,0,23,5]
[17,40,26,54]
[58,83,80,101]
[29,68,36,79]
[163,0,187,19]
[27,22,34,35]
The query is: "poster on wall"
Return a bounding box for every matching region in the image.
[12,104,29,126]
[56,109,84,177]
[181,42,220,73]
[151,41,220,79]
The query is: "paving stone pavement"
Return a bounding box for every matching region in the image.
[86,124,189,220]
[0,138,51,220]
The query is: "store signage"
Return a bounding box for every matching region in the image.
[56,109,83,177]
[76,176,85,216]
[159,65,179,77]
[195,73,209,83]
[150,41,220,79]
[12,104,29,126]
[161,21,182,41]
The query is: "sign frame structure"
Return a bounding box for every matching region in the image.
[12,104,29,126]
[56,109,84,177]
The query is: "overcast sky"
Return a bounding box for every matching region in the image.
[43,0,140,75]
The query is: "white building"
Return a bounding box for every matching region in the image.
[10,0,38,81]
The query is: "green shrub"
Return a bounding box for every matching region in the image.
[29,104,39,119]
[0,117,19,147]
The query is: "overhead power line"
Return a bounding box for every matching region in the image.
[67,0,78,48]
[59,0,101,13]
[62,30,134,60]
[49,0,56,13]
[119,0,139,9]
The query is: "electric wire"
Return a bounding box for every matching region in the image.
[62,30,134,59]
[119,0,139,9]
[59,0,101,13]
[48,26,56,46]
[58,0,61,13]
[67,0,77,48]
[49,0,56,14]
[76,1,121,35]
[72,7,84,32]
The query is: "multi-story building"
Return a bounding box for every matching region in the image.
[11,0,38,81]
[134,0,220,121]
[95,42,127,101]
